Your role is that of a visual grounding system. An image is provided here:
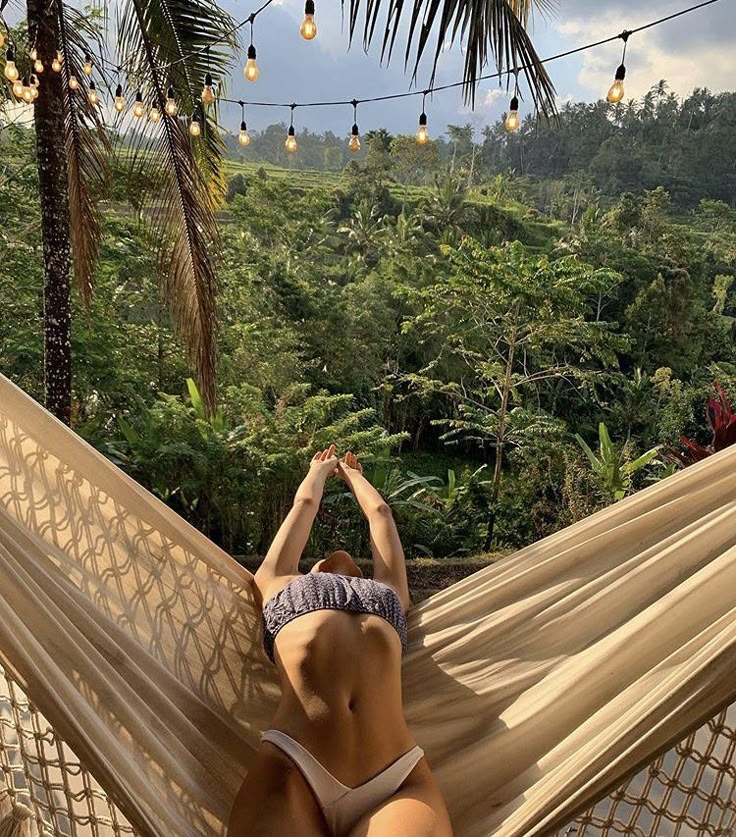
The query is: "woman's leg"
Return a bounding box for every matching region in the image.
[346,757,454,837]
[227,741,330,837]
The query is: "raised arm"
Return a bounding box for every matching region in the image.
[254,446,338,592]
[337,452,410,612]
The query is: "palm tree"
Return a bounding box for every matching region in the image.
[12,0,236,420]
[344,0,555,111]
[8,0,553,422]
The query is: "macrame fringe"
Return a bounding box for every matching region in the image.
[0,790,37,837]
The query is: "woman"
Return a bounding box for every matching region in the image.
[227,445,454,836]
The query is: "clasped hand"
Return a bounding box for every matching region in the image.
[310,445,363,482]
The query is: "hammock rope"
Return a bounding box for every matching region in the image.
[0,371,735,837]
[2,663,734,836]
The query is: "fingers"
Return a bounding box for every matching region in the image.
[315,444,336,462]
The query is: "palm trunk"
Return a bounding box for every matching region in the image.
[28,0,73,425]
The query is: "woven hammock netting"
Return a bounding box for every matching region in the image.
[2,661,735,836]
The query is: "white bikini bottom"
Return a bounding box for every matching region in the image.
[261,728,425,835]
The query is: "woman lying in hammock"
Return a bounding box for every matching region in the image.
[227,445,453,837]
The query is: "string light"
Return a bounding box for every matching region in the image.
[300,0,317,40]
[149,103,161,123]
[114,83,126,112]
[285,105,297,152]
[133,90,145,118]
[202,72,215,105]
[504,70,520,131]
[0,0,717,167]
[165,85,178,116]
[238,101,250,145]
[29,47,43,74]
[4,47,18,82]
[607,31,629,103]
[416,93,429,144]
[348,100,360,152]
[505,97,520,131]
[244,17,259,81]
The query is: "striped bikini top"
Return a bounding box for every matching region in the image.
[261,572,408,665]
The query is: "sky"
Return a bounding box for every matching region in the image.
[3,0,733,139]
[208,0,734,137]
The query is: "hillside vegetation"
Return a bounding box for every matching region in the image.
[1,83,735,562]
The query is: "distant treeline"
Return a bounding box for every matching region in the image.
[221,84,736,210]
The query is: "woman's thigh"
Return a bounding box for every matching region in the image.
[347,757,454,837]
[227,741,329,837]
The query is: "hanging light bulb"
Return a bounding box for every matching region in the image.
[607,64,626,103]
[29,74,40,100]
[133,91,146,118]
[149,103,161,123]
[349,123,360,153]
[244,44,259,82]
[87,79,99,105]
[505,95,520,132]
[607,30,629,104]
[68,74,80,90]
[189,116,202,137]
[29,47,43,74]
[4,47,19,82]
[285,125,297,153]
[12,77,24,99]
[201,72,215,105]
[82,52,93,76]
[114,83,126,113]
[51,51,63,73]
[0,31,4,50]
[348,101,360,152]
[238,119,250,146]
[30,73,40,88]
[164,85,178,116]
[22,79,33,104]
[300,0,317,40]
[416,111,429,145]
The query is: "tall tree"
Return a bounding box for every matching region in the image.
[8,0,236,421]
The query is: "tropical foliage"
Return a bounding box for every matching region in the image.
[2,82,736,560]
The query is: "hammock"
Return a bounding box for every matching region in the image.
[0,372,735,837]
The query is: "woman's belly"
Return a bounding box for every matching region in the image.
[268,608,416,784]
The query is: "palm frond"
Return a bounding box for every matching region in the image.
[59,3,111,310]
[345,0,557,113]
[116,0,237,414]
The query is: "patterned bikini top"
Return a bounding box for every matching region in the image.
[261,572,408,665]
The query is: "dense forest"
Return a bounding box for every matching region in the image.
[2,82,735,561]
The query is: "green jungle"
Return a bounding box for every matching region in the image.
[2,84,736,564]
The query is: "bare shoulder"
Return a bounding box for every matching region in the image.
[253,571,303,608]
[372,576,411,614]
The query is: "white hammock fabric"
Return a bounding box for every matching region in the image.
[0,372,735,837]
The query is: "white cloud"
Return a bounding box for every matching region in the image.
[556,8,736,101]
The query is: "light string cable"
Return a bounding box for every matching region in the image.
[91,0,278,80]
[2,0,722,129]
[211,0,721,113]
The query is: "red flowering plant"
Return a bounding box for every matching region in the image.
[666,382,736,467]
